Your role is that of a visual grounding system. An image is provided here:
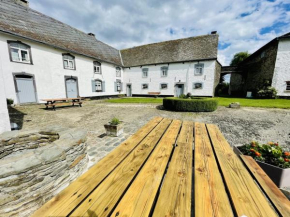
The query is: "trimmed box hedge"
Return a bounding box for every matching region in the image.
[163,97,218,112]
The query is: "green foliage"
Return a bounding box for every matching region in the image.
[186,92,192,98]
[163,98,218,112]
[230,51,250,66]
[178,94,187,99]
[215,83,229,96]
[110,117,121,125]
[6,98,14,105]
[256,80,277,99]
[238,141,290,168]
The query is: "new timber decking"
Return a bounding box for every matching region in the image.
[31,117,289,217]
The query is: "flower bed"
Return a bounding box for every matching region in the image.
[163,97,218,112]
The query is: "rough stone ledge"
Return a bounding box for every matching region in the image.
[0,127,88,217]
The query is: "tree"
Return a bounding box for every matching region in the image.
[230,51,250,66]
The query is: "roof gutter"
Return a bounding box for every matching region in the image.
[0,29,123,67]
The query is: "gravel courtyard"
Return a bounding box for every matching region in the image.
[8,100,290,167]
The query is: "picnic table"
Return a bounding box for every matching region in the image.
[31,117,290,217]
[42,97,83,110]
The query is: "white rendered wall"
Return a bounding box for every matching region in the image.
[0,57,10,133]
[272,39,290,97]
[123,60,216,97]
[0,34,124,104]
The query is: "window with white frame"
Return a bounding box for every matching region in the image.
[193,82,203,89]
[63,54,75,69]
[194,63,204,75]
[161,66,168,77]
[9,42,31,63]
[94,61,101,74]
[142,83,149,89]
[160,83,168,89]
[95,80,102,92]
[116,80,121,91]
[116,67,121,77]
[142,68,148,78]
[286,81,290,91]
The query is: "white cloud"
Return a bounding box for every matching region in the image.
[29,0,290,65]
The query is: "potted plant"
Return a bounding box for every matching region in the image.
[233,141,290,188]
[104,117,124,137]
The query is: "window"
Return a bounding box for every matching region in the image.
[8,42,31,64]
[115,80,122,92]
[96,80,102,91]
[160,83,168,89]
[142,68,148,78]
[63,54,75,70]
[142,83,148,89]
[116,67,121,77]
[286,81,290,91]
[193,82,203,89]
[94,61,101,74]
[194,63,204,75]
[161,66,168,77]
[92,79,105,92]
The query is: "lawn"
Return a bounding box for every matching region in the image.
[106,97,290,109]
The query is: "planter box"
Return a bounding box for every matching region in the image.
[233,146,290,188]
[104,123,124,137]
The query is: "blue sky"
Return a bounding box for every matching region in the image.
[29,0,290,65]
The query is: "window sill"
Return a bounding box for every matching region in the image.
[64,68,76,70]
[11,60,33,65]
[194,74,203,76]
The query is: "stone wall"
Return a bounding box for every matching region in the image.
[0,128,88,217]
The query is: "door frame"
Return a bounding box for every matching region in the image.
[13,72,38,104]
[64,76,79,98]
[126,83,132,97]
[174,82,185,97]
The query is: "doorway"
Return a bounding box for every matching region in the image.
[127,84,132,97]
[65,77,79,98]
[14,74,37,104]
[175,84,184,97]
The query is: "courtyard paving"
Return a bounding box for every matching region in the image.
[8,99,290,169]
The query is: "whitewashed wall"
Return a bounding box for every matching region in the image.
[0,59,10,133]
[272,39,290,97]
[0,34,123,104]
[123,60,216,97]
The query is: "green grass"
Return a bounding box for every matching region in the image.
[106,97,290,109]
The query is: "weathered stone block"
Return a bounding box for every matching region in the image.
[229,102,241,108]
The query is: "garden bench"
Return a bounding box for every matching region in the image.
[42,97,83,110]
[148,91,160,96]
[31,117,289,217]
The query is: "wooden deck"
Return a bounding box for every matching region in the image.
[31,117,290,217]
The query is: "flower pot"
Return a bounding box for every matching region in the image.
[233,146,290,188]
[104,123,124,137]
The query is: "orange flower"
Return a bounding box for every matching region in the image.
[284,158,289,162]
[255,152,261,157]
[268,142,274,145]
[250,148,255,152]
[284,152,290,156]
[274,143,279,146]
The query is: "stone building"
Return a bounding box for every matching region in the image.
[229,32,290,98]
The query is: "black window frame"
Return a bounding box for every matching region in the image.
[193,82,203,89]
[142,83,149,89]
[286,81,290,91]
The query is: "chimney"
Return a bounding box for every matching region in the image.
[211,31,217,35]
[15,0,29,7]
[88,33,95,37]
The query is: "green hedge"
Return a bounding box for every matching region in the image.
[163,97,218,112]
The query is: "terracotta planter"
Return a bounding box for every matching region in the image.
[233,146,290,188]
[104,123,124,137]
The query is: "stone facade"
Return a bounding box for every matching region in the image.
[0,128,88,217]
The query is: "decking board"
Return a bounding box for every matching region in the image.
[194,123,233,217]
[70,118,172,217]
[241,155,290,217]
[31,117,163,217]
[152,121,194,217]
[111,120,182,217]
[206,124,278,217]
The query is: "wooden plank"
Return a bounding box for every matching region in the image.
[194,123,233,217]
[70,118,172,217]
[152,121,194,217]
[241,155,290,217]
[111,120,182,217]
[206,124,278,217]
[31,117,163,217]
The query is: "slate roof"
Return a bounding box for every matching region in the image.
[0,0,122,65]
[120,34,219,67]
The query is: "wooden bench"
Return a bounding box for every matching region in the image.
[31,118,289,217]
[42,98,83,110]
[148,92,160,96]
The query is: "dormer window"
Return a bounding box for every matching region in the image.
[8,41,32,64]
[94,61,101,74]
[194,63,204,75]
[116,67,121,77]
[63,54,75,70]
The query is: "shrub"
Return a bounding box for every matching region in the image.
[110,117,121,125]
[255,80,277,99]
[178,94,187,99]
[163,97,218,112]
[6,98,14,105]
[186,92,192,98]
[238,141,290,168]
[215,83,229,96]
